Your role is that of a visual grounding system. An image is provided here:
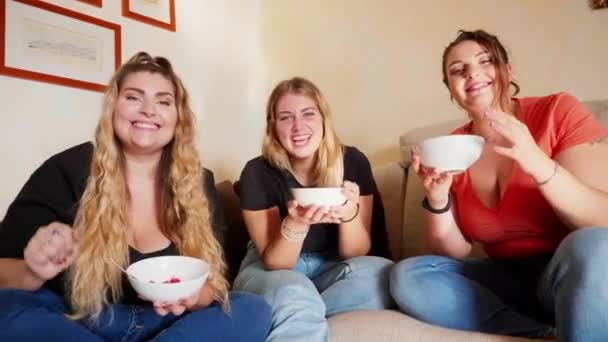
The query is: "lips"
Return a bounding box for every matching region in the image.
[466,82,491,93]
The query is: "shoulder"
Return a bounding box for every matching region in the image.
[47,142,94,168]
[241,156,280,179]
[32,142,93,185]
[343,145,370,164]
[518,92,582,118]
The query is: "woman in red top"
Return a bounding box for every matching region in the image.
[390,30,608,341]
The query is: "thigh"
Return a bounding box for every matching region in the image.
[84,304,176,342]
[155,292,271,342]
[392,255,547,320]
[312,255,393,293]
[0,288,103,341]
[317,256,395,316]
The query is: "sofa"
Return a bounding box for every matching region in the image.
[215,99,608,341]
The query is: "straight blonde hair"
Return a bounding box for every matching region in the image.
[262,77,344,186]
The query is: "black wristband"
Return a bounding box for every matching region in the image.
[340,203,360,223]
[422,196,451,214]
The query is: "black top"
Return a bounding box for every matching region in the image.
[238,146,390,256]
[0,142,227,303]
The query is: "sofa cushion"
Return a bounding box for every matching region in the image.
[328,310,546,342]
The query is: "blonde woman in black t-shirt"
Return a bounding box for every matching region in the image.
[0,52,271,341]
[233,77,395,342]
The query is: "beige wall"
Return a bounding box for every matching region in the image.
[262,0,608,165]
[1,0,607,216]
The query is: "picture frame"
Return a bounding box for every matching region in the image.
[77,0,102,8]
[122,0,176,32]
[0,0,121,92]
[590,0,608,9]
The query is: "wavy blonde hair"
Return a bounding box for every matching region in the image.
[262,77,344,186]
[66,52,229,320]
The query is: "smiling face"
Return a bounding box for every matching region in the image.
[274,93,324,164]
[112,71,178,156]
[445,40,512,113]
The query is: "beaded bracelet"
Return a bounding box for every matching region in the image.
[280,219,309,242]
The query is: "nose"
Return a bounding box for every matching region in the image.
[466,65,480,80]
[140,99,156,117]
[292,115,304,131]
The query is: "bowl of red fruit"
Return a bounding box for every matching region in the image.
[126,256,209,303]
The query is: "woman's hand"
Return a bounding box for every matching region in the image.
[23,222,79,281]
[286,201,340,227]
[152,292,199,316]
[411,147,453,207]
[151,279,213,316]
[329,181,360,222]
[485,109,556,182]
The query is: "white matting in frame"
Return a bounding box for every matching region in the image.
[2,0,121,92]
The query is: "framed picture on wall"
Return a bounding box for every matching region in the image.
[1,0,121,92]
[77,0,102,8]
[122,0,176,32]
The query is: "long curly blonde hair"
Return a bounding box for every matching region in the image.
[262,77,344,186]
[66,52,229,320]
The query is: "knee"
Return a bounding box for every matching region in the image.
[241,269,324,310]
[346,256,393,278]
[390,255,452,286]
[555,228,608,270]
[228,292,272,329]
[389,255,454,301]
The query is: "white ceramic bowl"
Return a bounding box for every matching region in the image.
[291,187,346,207]
[417,134,485,173]
[126,256,209,303]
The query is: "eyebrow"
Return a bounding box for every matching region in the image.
[277,106,317,115]
[447,51,490,68]
[122,87,174,98]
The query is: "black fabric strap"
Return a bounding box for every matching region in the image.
[422,195,451,214]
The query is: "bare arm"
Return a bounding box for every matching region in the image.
[242,207,305,270]
[0,258,45,290]
[410,149,471,259]
[337,195,372,258]
[424,197,472,260]
[534,137,608,229]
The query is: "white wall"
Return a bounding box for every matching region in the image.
[0,0,269,217]
[2,0,608,217]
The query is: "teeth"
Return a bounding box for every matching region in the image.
[133,122,158,129]
[292,135,310,142]
[469,83,488,91]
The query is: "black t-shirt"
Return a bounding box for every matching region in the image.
[238,145,390,256]
[0,142,227,303]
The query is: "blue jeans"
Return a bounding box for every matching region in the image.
[390,227,608,341]
[0,288,271,341]
[233,243,395,342]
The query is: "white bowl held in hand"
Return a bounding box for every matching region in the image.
[291,187,346,207]
[126,256,209,303]
[417,134,485,173]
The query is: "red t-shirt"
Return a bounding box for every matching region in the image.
[450,92,608,259]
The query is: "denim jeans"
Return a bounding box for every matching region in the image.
[0,287,271,341]
[232,242,395,342]
[390,227,608,342]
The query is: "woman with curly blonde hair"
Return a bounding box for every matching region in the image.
[0,52,271,341]
[233,77,394,341]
